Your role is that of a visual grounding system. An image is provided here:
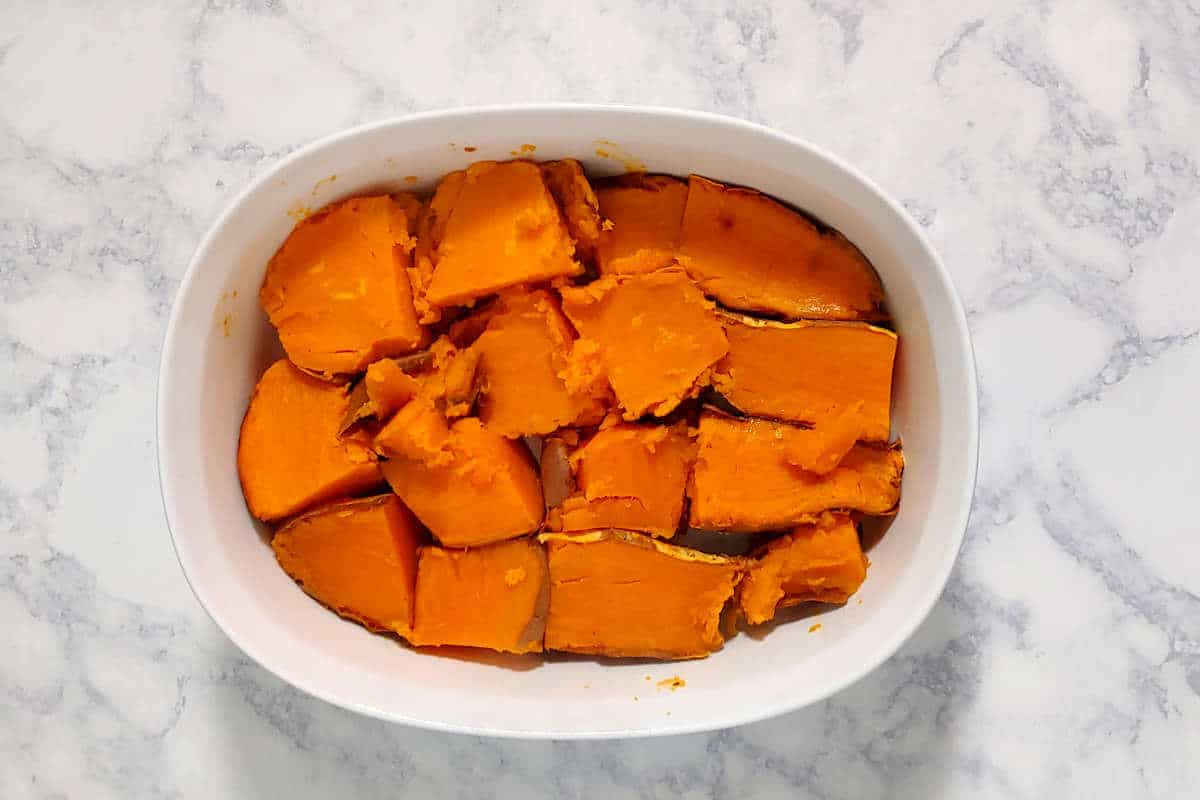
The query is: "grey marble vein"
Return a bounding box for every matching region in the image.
[2,0,1199,797]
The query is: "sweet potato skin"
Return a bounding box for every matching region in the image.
[237,359,381,522]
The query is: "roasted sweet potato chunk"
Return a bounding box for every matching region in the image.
[676,175,886,320]
[547,422,693,537]
[560,269,728,419]
[238,359,381,521]
[409,171,467,324]
[739,513,867,624]
[688,411,903,532]
[259,196,426,377]
[469,290,609,437]
[411,538,549,653]
[361,337,480,425]
[541,159,603,263]
[712,312,897,441]
[541,530,744,659]
[594,174,688,274]
[375,401,544,546]
[425,161,583,308]
[272,495,422,634]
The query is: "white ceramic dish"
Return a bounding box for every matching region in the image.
[157,105,978,739]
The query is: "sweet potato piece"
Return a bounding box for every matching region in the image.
[259,196,426,377]
[547,422,693,537]
[409,171,466,324]
[375,401,544,546]
[272,495,422,634]
[540,530,744,659]
[676,175,886,320]
[470,289,609,437]
[425,161,583,308]
[739,513,867,624]
[594,174,688,274]
[363,357,423,420]
[688,411,904,532]
[712,312,897,441]
[559,269,728,419]
[541,159,603,263]
[237,359,381,521]
[411,538,549,653]
[361,338,480,425]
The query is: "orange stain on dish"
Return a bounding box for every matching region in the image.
[287,202,313,222]
[656,676,686,691]
[404,175,419,185]
[312,174,338,194]
[463,146,477,153]
[594,138,646,173]
[809,623,823,633]
[510,143,537,156]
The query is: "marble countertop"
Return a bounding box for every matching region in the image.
[3,0,1198,796]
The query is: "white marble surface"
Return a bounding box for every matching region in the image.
[2,0,1199,796]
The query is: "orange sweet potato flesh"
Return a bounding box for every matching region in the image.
[469,289,609,437]
[540,530,744,659]
[362,337,481,424]
[594,174,688,275]
[272,495,421,634]
[364,357,422,420]
[541,159,603,263]
[739,513,867,624]
[259,196,427,377]
[409,171,467,324]
[375,401,544,546]
[411,538,549,653]
[676,175,886,320]
[688,411,904,532]
[426,161,583,308]
[560,269,729,419]
[238,359,381,521]
[548,422,693,537]
[712,312,897,442]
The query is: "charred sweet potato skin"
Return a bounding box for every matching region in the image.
[411,538,549,653]
[237,359,381,522]
[687,411,904,532]
[375,401,544,547]
[738,513,867,625]
[259,195,427,377]
[272,495,422,634]
[541,530,745,659]
[560,269,728,419]
[676,175,886,320]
